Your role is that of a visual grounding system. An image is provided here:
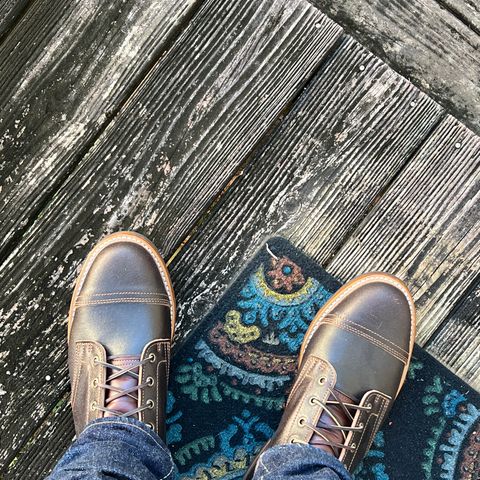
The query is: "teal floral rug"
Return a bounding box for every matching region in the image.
[167,237,479,480]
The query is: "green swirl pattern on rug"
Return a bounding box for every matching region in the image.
[166,237,480,479]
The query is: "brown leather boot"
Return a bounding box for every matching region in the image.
[68,231,175,439]
[245,272,415,476]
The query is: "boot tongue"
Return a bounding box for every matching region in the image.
[310,389,354,457]
[104,355,140,417]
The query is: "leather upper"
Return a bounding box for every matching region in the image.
[301,279,414,401]
[269,356,338,446]
[68,232,175,439]
[70,240,172,355]
[262,356,393,472]
[245,273,415,477]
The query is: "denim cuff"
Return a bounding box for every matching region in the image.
[80,416,169,453]
[49,416,175,480]
[257,443,352,480]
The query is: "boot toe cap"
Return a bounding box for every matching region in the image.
[69,233,173,356]
[303,273,415,400]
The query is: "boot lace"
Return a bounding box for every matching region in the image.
[91,354,154,418]
[291,387,371,455]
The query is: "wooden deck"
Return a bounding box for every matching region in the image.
[0,0,478,477]
[311,0,480,134]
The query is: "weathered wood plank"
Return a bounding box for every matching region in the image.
[0,0,30,42]
[438,0,480,34]
[165,36,442,347]
[0,0,342,466]
[328,116,480,347]
[309,0,480,134]
[6,394,74,478]
[425,280,480,390]
[0,0,200,260]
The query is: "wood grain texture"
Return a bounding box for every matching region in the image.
[0,0,342,467]
[329,116,480,348]
[425,280,480,390]
[310,0,480,134]
[165,36,442,349]
[0,0,30,41]
[0,0,199,260]
[5,394,74,478]
[438,0,480,34]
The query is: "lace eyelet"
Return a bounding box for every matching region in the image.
[298,417,306,427]
[318,376,327,385]
[358,422,364,428]
[92,356,99,365]
[366,403,372,410]
[147,422,155,429]
[91,401,98,411]
[92,378,98,387]
[351,442,357,449]
[146,376,155,386]
[148,353,156,363]
[290,437,298,444]
[146,399,155,409]
[309,397,318,406]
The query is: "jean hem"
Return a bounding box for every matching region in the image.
[81,417,169,455]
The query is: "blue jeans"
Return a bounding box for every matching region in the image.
[48,417,352,480]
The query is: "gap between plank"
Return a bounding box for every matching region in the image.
[0,0,203,268]
[434,0,480,36]
[423,272,480,348]
[322,112,446,269]
[165,34,346,269]
[0,0,33,47]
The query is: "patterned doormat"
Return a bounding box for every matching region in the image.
[166,237,479,480]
